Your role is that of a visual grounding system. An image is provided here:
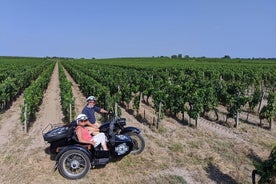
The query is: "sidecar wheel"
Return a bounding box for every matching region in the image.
[125,132,145,155]
[58,149,90,179]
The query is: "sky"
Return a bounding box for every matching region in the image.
[0,0,275,59]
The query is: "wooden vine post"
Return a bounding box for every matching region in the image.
[115,102,118,118]
[69,104,72,122]
[235,91,241,129]
[24,105,28,133]
[157,102,162,129]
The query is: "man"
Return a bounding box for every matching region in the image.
[82,96,109,135]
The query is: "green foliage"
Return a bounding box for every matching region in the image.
[133,94,140,113]
[61,60,113,111]
[187,88,205,120]
[260,93,276,125]
[253,146,276,184]
[218,81,249,120]
[58,62,75,122]
[249,88,262,112]
[152,89,166,114]
[60,57,276,126]
[20,62,55,124]
[0,58,50,110]
[202,82,219,114]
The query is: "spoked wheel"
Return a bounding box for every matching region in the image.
[125,132,145,155]
[58,149,91,179]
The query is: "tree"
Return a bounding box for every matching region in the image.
[171,55,177,59]
[223,55,231,59]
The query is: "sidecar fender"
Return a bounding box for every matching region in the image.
[55,144,92,162]
[121,127,141,135]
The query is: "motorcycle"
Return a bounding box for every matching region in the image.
[42,116,145,179]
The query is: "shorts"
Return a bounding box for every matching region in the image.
[91,132,106,147]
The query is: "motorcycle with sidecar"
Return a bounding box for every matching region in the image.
[43,116,145,179]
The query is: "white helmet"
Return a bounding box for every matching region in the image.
[86,96,96,102]
[76,114,88,123]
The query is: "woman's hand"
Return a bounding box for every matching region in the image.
[91,139,97,146]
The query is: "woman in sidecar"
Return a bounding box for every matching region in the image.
[74,114,108,150]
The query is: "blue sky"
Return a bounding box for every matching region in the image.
[0,0,275,59]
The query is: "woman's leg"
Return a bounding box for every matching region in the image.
[93,133,108,150]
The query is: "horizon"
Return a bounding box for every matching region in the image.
[1,55,276,60]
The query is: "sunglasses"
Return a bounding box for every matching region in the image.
[79,119,87,122]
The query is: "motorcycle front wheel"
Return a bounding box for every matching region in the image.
[125,132,145,155]
[58,149,91,179]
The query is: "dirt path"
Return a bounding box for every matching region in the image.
[139,102,240,139]
[62,67,86,115]
[0,62,63,148]
[0,94,24,145]
[0,62,65,184]
[26,62,64,150]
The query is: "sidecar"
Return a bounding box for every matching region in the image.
[42,121,133,180]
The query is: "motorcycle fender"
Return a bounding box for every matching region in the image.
[55,145,92,162]
[120,127,141,135]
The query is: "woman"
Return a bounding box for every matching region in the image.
[75,114,108,151]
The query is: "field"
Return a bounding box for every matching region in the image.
[0,56,276,184]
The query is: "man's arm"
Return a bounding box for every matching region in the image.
[100,108,108,113]
[85,121,99,129]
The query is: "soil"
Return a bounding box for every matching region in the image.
[0,63,275,184]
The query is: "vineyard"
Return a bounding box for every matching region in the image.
[62,57,276,130]
[0,56,276,184]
